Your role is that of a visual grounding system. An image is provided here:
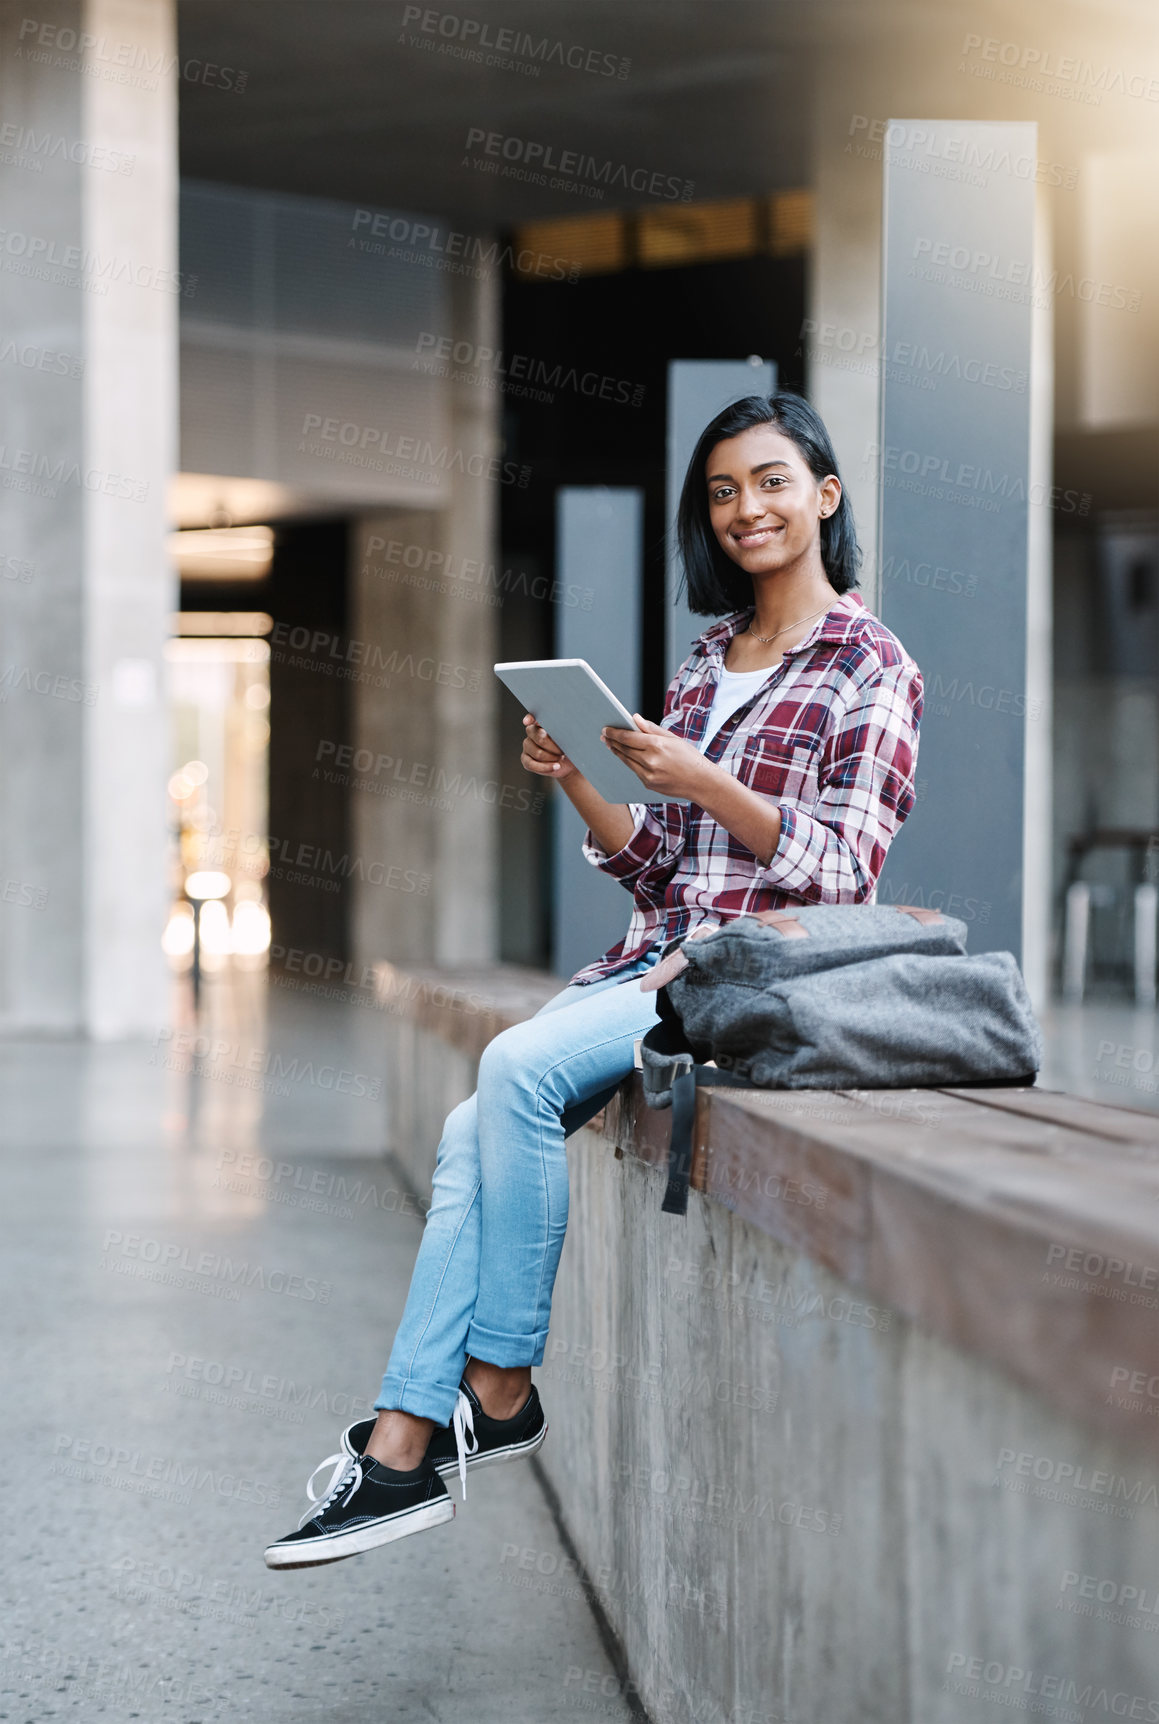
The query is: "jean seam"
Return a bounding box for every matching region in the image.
[393,1176,481,1402]
[525,1021,644,1342]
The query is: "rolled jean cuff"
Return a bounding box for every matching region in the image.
[375,1373,462,1426]
[466,1317,550,1368]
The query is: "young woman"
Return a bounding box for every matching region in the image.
[264,391,923,1569]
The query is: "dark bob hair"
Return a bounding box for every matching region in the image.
[675,391,861,615]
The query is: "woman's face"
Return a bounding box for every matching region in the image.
[705,424,839,577]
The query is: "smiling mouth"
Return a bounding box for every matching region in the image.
[731,525,783,546]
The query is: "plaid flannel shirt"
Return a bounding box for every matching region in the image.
[569,590,923,985]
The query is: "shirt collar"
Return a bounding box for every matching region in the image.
[692,589,867,660]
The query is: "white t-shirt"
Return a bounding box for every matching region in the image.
[696,664,776,752]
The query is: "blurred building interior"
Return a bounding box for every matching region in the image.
[1,0,1157,1061]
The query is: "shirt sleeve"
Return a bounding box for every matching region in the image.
[580,650,697,889]
[763,660,923,902]
[582,803,679,888]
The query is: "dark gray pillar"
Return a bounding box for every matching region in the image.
[876,121,1038,964]
[552,488,643,983]
[666,359,776,685]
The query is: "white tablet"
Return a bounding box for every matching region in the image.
[494,658,675,805]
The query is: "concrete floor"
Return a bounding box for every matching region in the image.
[1039,993,1159,1114]
[0,971,632,1724]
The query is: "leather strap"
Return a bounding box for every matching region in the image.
[894,905,943,926]
[753,910,809,939]
[639,919,719,993]
[640,947,689,993]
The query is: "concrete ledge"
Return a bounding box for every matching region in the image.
[376,958,1159,1723]
[377,958,1159,1452]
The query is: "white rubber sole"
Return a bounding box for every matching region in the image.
[263,1495,455,1570]
[430,1419,548,1479]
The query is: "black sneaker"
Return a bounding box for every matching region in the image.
[264,1449,453,1569]
[339,1378,548,1497]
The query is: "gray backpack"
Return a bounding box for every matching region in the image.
[638,905,1043,1215]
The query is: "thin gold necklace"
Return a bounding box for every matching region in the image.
[745,601,831,645]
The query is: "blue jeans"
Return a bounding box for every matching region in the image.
[375,946,662,1424]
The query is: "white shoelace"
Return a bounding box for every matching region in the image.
[299,1451,363,1529]
[452,1388,479,1500]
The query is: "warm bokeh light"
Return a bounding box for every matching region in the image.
[197,898,233,959]
[161,902,195,958]
[185,870,231,900]
[232,899,271,955]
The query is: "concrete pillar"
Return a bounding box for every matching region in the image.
[553,487,643,981]
[0,0,177,1035]
[808,59,884,610]
[348,270,500,971]
[876,119,1038,968]
[1023,186,1054,1011]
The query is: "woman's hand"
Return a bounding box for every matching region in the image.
[601,715,712,801]
[521,713,579,781]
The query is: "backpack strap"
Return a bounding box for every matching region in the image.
[639,1020,753,1217]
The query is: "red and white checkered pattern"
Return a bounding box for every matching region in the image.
[569,591,924,985]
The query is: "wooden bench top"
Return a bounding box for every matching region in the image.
[376,959,1159,1449]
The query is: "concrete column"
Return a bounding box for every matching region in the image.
[0,0,177,1035]
[1023,186,1054,1010]
[808,59,884,610]
[553,487,643,981]
[348,272,500,971]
